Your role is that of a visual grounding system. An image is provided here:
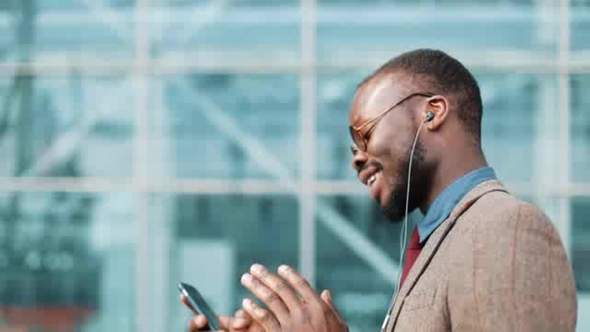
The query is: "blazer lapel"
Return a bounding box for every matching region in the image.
[385,180,508,331]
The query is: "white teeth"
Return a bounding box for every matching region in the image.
[368,174,377,186]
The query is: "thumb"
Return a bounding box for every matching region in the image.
[321,289,333,307]
[321,289,343,318]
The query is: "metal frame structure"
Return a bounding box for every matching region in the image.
[132,0,150,331]
[0,0,586,331]
[558,0,572,256]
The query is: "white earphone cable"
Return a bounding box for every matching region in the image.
[396,118,427,292]
[381,117,429,332]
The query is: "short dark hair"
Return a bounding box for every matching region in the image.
[362,49,483,142]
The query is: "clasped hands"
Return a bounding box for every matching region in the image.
[181,264,349,332]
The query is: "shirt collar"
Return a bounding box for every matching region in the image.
[416,167,497,243]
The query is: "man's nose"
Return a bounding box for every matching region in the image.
[350,146,368,172]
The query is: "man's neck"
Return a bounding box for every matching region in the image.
[419,149,488,214]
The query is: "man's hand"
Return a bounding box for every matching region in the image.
[239,264,349,332]
[181,294,263,332]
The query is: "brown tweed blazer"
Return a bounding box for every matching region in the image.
[384,180,578,332]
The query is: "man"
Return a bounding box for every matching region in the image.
[184,49,578,331]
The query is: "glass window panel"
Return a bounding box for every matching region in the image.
[152,1,300,66]
[0,191,135,331]
[571,2,590,51]
[0,1,134,63]
[155,194,299,331]
[571,75,590,182]
[479,74,554,184]
[317,72,549,184]
[316,1,558,64]
[0,75,133,178]
[152,74,300,180]
[317,72,364,181]
[580,293,590,332]
[572,197,590,294]
[572,197,590,332]
[8,0,135,10]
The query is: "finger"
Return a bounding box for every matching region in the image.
[185,311,235,332]
[250,264,302,314]
[217,315,238,331]
[277,265,321,305]
[181,294,199,316]
[232,309,252,330]
[241,272,290,323]
[235,309,249,319]
[320,290,336,310]
[188,315,209,332]
[321,289,341,316]
[233,310,266,332]
[242,298,280,332]
[181,294,232,331]
[320,290,332,307]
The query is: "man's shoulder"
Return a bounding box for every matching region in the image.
[458,190,555,236]
[442,190,577,332]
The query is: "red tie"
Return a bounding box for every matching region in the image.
[400,227,423,287]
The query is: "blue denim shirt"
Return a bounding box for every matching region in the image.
[417,167,497,243]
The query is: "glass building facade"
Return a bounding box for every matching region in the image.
[0,0,588,331]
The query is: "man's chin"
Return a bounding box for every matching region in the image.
[380,177,424,222]
[380,204,406,223]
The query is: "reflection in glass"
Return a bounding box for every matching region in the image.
[478,73,542,183]
[0,191,135,331]
[316,1,557,63]
[156,74,300,179]
[571,3,590,51]
[0,1,134,62]
[571,75,590,182]
[153,1,300,61]
[572,198,590,293]
[0,75,133,178]
[317,72,365,180]
[162,194,299,331]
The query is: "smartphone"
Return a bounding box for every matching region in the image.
[178,282,221,330]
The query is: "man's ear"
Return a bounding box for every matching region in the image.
[425,96,449,130]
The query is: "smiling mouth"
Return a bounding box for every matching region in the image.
[366,170,383,202]
[368,174,377,186]
[367,170,382,188]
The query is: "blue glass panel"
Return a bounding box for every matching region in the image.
[0,191,135,331]
[153,74,300,179]
[153,1,300,63]
[572,198,590,293]
[571,3,590,51]
[317,72,364,180]
[0,1,134,62]
[317,2,557,64]
[0,75,133,178]
[159,194,299,331]
[571,75,590,182]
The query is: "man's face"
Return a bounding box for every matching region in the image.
[349,76,432,222]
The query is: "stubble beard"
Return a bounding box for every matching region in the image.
[381,139,430,222]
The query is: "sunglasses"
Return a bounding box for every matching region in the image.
[349,92,434,152]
